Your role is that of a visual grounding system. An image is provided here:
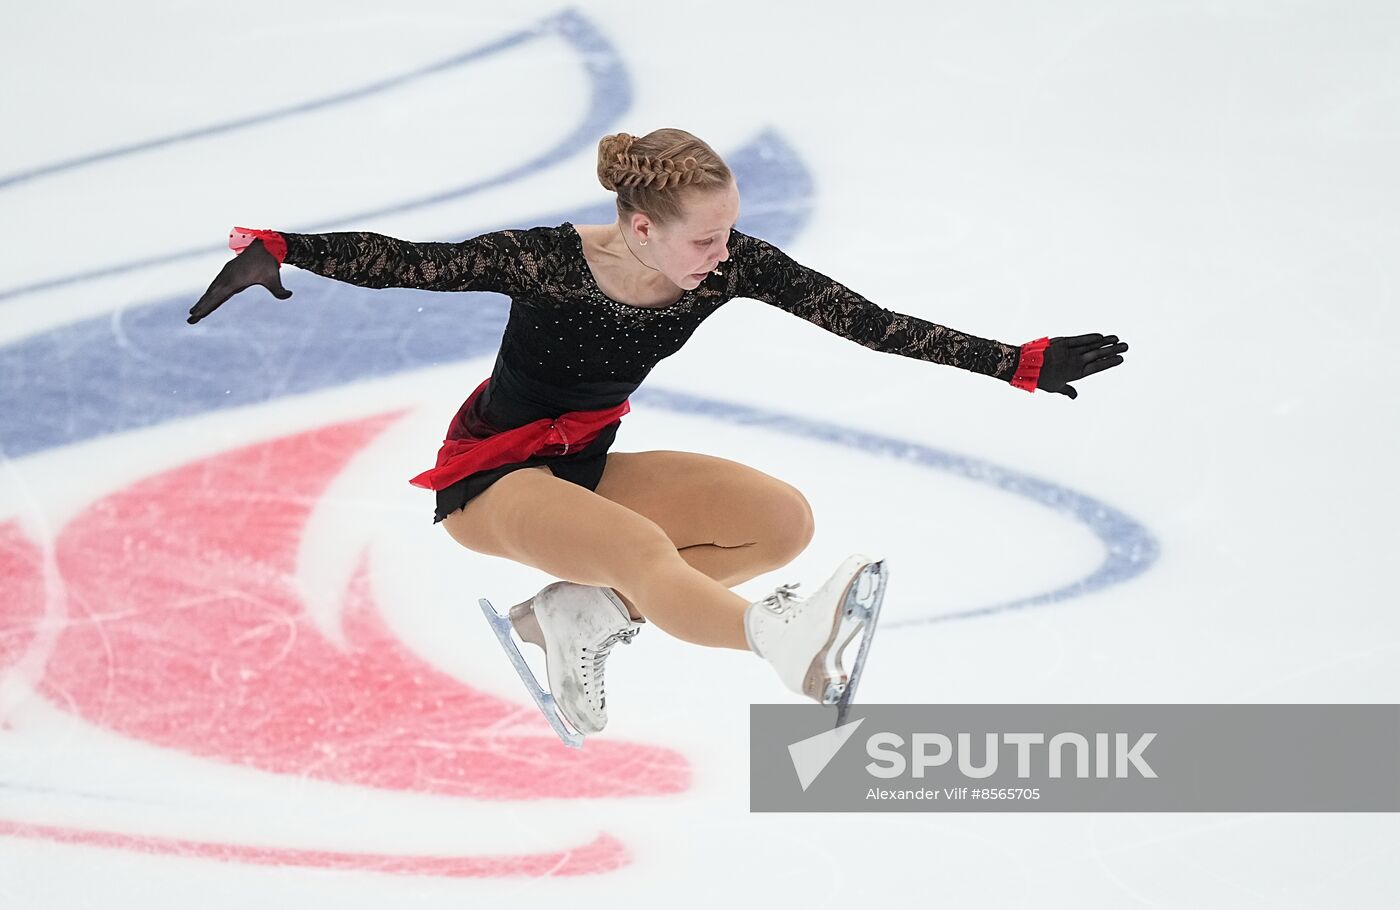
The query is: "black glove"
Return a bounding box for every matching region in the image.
[186,238,292,325]
[1037,333,1128,399]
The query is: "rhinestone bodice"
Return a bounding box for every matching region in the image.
[277,220,1025,423]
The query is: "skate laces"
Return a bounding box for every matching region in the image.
[760,582,802,615]
[581,625,640,706]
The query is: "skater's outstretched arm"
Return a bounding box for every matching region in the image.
[729,230,1127,396]
[187,226,537,324]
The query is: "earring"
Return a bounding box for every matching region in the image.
[641,240,648,246]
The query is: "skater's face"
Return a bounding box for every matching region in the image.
[624,180,740,289]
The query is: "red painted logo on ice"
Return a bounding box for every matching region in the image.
[0,413,690,876]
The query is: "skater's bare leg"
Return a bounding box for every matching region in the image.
[588,543,770,622]
[673,542,769,589]
[606,541,797,618]
[591,450,816,589]
[443,467,766,650]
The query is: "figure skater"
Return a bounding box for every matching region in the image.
[187,128,1128,746]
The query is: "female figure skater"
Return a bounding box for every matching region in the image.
[187,128,1128,747]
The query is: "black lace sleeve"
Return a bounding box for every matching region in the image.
[730,231,1022,382]
[278,229,537,295]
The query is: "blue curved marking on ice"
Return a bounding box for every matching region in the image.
[0,9,626,303]
[0,132,809,459]
[633,386,1159,626]
[0,3,1154,620]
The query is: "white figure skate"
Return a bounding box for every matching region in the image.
[479,581,642,748]
[745,554,888,725]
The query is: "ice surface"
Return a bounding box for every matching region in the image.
[2,1,1397,906]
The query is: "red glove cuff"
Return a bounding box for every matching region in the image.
[1011,337,1050,392]
[229,226,288,264]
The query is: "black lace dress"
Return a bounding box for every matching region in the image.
[272,222,1027,522]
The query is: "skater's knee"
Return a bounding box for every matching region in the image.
[758,487,816,568]
[713,486,815,574]
[790,490,817,552]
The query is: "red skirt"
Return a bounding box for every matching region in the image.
[408,376,631,492]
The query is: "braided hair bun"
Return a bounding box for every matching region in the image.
[595,128,733,224]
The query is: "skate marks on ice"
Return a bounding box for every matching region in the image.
[0,4,819,877]
[0,347,1148,875]
[0,414,690,876]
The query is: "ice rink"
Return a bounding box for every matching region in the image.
[2,1,1397,905]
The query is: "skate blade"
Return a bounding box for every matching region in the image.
[829,561,888,727]
[479,597,585,749]
[801,559,883,703]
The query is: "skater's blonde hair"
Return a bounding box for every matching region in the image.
[596,129,733,226]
